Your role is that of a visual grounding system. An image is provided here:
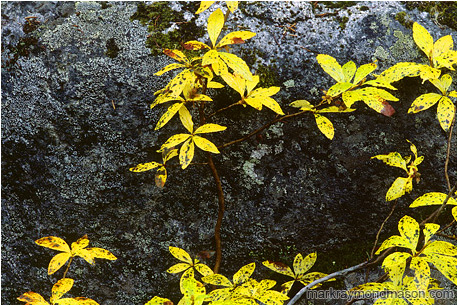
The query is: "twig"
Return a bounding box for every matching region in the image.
[218,110,307,150]
[207,101,242,118]
[370,199,398,259]
[436,220,457,235]
[420,185,457,226]
[62,257,73,279]
[444,116,455,192]
[288,261,368,305]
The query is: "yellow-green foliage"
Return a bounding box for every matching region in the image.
[18,278,99,305]
[410,192,457,221]
[34,235,117,275]
[372,140,424,201]
[350,215,456,304]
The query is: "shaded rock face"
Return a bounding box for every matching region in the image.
[1,1,456,304]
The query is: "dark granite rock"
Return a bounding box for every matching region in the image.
[2,1,456,304]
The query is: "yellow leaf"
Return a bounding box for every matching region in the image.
[434,50,457,70]
[418,65,441,83]
[314,114,334,140]
[244,97,263,110]
[151,93,183,109]
[155,103,183,131]
[179,138,194,169]
[261,97,284,115]
[146,296,173,305]
[316,54,345,83]
[217,31,256,48]
[377,62,422,84]
[18,292,50,305]
[413,22,433,58]
[193,136,220,154]
[249,86,280,98]
[408,93,441,113]
[398,215,419,250]
[74,248,94,265]
[55,297,99,305]
[386,177,410,201]
[424,253,457,285]
[290,100,314,110]
[163,148,179,163]
[293,252,316,276]
[48,252,71,275]
[212,57,229,76]
[298,272,330,288]
[410,192,457,208]
[437,97,455,131]
[246,75,260,94]
[357,87,399,101]
[326,82,353,97]
[85,247,117,260]
[155,166,167,189]
[160,134,191,151]
[206,288,232,302]
[167,263,190,274]
[221,73,245,96]
[51,278,74,302]
[371,152,408,172]
[233,262,255,285]
[432,35,454,64]
[178,105,194,133]
[316,106,356,113]
[280,280,294,295]
[226,1,239,12]
[180,277,206,305]
[129,161,161,172]
[262,260,294,278]
[449,91,457,98]
[382,252,409,288]
[195,263,214,276]
[423,240,457,257]
[163,49,189,63]
[363,79,398,90]
[183,40,210,51]
[406,139,418,159]
[342,61,356,83]
[202,274,232,287]
[169,70,195,97]
[452,206,457,221]
[207,81,225,88]
[208,9,225,47]
[202,49,220,66]
[218,52,253,81]
[35,236,71,253]
[194,123,227,134]
[169,246,193,264]
[71,235,89,251]
[430,74,452,95]
[342,90,362,108]
[423,223,440,244]
[155,63,186,76]
[353,62,377,85]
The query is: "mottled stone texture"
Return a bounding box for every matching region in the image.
[1,1,456,304]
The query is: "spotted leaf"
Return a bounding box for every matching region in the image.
[408,93,442,114]
[193,136,219,154]
[169,246,193,265]
[208,9,224,47]
[179,138,195,169]
[129,161,161,172]
[218,52,253,81]
[146,296,173,305]
[17,292,50,305]
[437,97,455,131]
[314,114,334,140]
[371,152,407,172]
[353,62,377,85]
[262,260,294,278]
[316,54,345,83]
[413,22,433,58]
[233,262,255,285]
[217,31,256,48]
[194,123,227,134]
[48,252,71,275]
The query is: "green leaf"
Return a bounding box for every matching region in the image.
[316,54,345,83]
[262,260,295,278]
[217,31,256,49]
[169,246,193,264]
[233,262,255,286]
[218,52,253,81]
[353,62,377,85]
[179,138,195,169]
[437,97,455,131]
[193,136,220,154]
[413,22,433,58]
[208,9,224,47]
[194,123,227,134]
[371,152,407,172]
[314,114,334,140]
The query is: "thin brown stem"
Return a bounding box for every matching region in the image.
[370,200,398,259]
[207,101,242,119]
[218,110,307,150]
[444,116,455,192]
[62,257,73,279]
[436,220,457,236]
[207,154,225,274]
[420,185,456,226]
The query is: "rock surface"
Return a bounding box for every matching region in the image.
[1,1,456,304]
